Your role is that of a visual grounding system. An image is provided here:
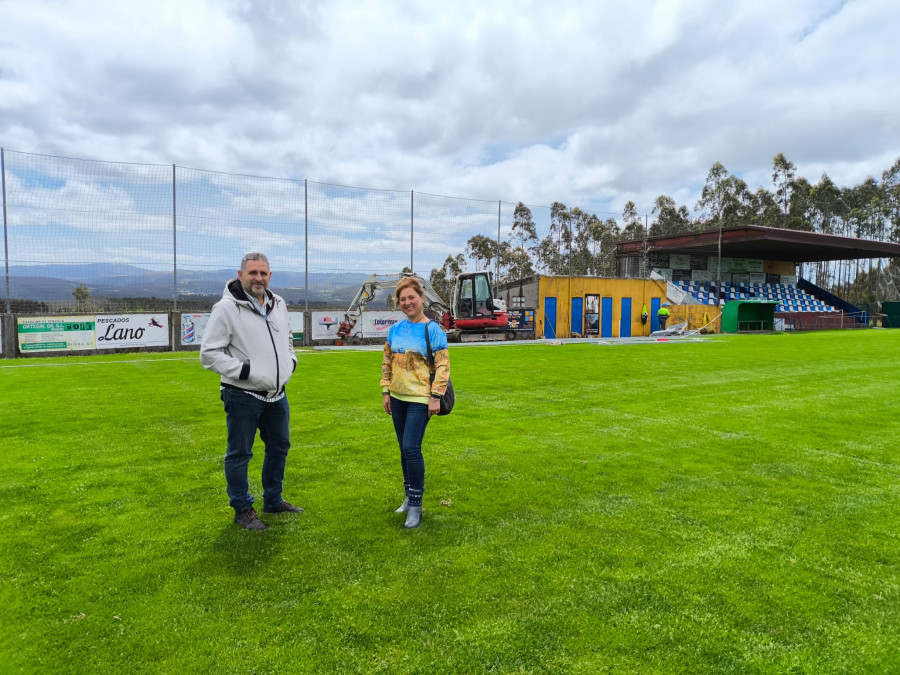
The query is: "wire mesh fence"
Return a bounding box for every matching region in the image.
[1,149,580,314]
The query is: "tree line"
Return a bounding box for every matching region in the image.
[429,154,900,308]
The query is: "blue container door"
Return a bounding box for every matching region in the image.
[601,297,613,338]
[620,297,632,337]
[571,297,583,336]
[651,297,661,332]
[544,297,557,338]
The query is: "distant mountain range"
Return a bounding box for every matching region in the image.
[6,264,376,306]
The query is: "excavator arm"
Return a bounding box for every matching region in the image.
[336,273,450,339]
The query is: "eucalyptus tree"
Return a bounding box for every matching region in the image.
[619,200,645,241]
[748,187,780,228]
[465,234,497,272]
[649,195,692,237]
[695,162,752,230]
[772,152,797,225]
[510,202,538,252]
[428,253,466,303]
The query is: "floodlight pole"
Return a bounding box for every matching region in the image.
[304,179,308,313]
[1,148,9,314]
[496,200,501,282]
[172,164,178,312]
[717,222,723,287]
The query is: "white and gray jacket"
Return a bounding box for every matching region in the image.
[200,278,297,398]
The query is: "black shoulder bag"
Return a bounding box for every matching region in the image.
[424,321,455,415]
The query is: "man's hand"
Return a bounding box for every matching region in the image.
[382,393,392,415]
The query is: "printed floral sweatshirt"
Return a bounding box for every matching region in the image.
[380,319,450,404]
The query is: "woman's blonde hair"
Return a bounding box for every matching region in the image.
[395,277,424,302]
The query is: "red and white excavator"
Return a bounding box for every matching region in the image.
[336,271,514,343]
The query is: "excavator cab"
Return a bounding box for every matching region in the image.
[455,273,495,318]
[450,272,510,335]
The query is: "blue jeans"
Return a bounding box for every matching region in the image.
[222,388,291,512]
[390,397,429,507]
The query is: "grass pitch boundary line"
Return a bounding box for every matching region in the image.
[0,349,347,369]
[0,356,200,368]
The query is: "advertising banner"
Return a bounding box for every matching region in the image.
[311,312,344,340]
[781,275,798,285]
[749,273,766,284]
[692,270,713,283]
[180,313,210,345]
[182,312,305,344]
[712,257,731,273]
[670,254,691,270]
[358,311,405,339]
[729,258,749,273]
[508,309,536,333]
[288,312,305,341]
[96,314,169,349]
[690,255,708,270]
[17,316,96,352]
[667,282,687,304]
[765,260,795,275]
[648,251,670,268]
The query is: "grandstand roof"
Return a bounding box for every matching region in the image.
[616,225,900,263]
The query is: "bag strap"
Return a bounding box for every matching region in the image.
[423,320,435,373]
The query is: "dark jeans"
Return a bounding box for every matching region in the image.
[222,388,291,512]
[390,397,430,507]
[659,315,668,330]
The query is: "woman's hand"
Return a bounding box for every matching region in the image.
[382,393,392,415]
[427,398,440,418]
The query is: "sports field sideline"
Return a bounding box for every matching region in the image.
[0,331,897,673]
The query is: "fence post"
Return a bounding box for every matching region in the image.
[496,200,501,282]
[172,164,178,312]
[410,190,414,272]
[304,179,309,346]
[2,148,9,315]
[1,313,15,359]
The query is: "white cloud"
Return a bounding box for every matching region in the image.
[1,0,897,226]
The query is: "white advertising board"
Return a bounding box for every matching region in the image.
[311,312,344,340]
[670,254,691,270]
[288,312,305,340]
[666,281,687,305]
[180,313,210,345]
[181,312,305,345]
[358,311,405,338]
[17,316,96,352]
[96,314,169,349]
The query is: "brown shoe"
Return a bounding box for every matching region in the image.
[234,507,267,530]
[263,500,304,514]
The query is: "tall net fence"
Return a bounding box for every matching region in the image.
[0,149,580,315]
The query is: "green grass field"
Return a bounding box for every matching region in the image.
[1,331,898,674]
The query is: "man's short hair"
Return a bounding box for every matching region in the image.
[241,252,269,270]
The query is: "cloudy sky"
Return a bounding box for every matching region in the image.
[2,0,898,220]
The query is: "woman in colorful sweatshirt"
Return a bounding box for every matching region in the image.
[380,277,450,528]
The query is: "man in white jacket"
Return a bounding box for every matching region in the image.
[201,253,302,531]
